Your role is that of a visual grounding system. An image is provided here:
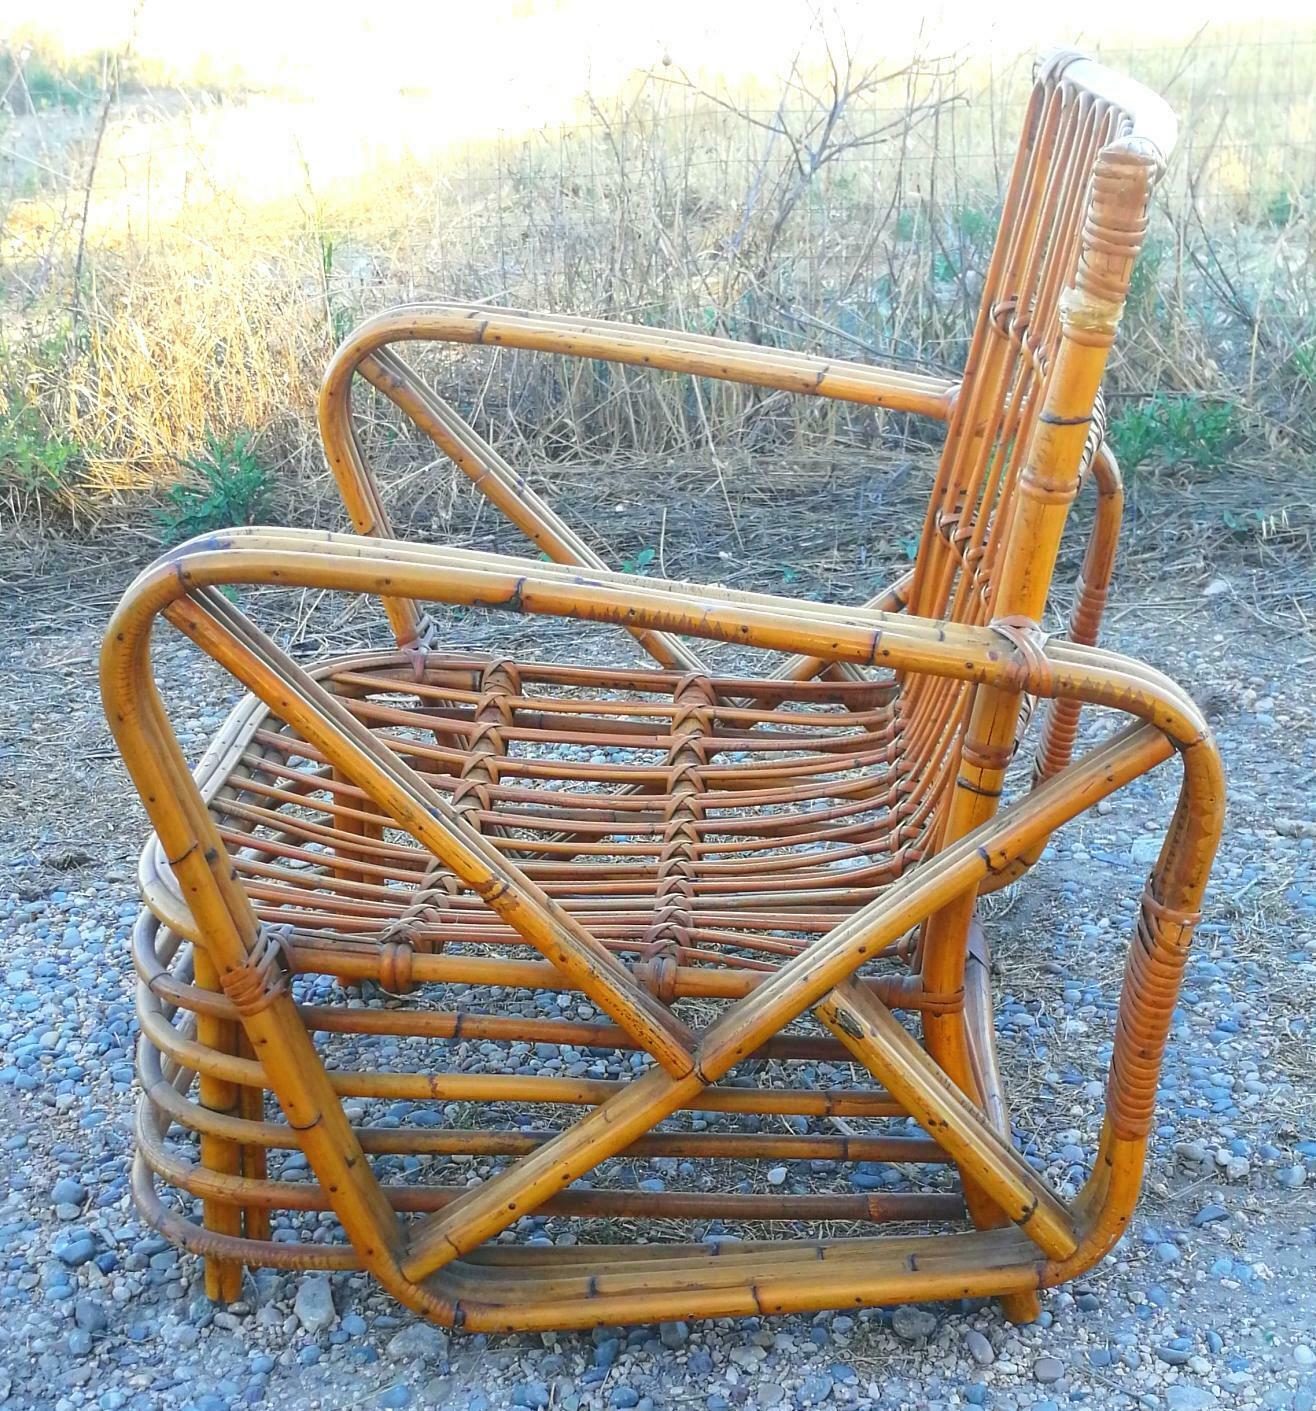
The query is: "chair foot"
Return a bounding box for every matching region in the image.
[1001,1289,1041,1324]
[204,1256,243,1303]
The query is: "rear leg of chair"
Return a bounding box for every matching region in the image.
[237,1033,271,1244]
[192,949,245,1301]
[330,766,385,883]
[962,922,1042,1322]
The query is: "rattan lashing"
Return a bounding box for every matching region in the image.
[102,51,1223,1332]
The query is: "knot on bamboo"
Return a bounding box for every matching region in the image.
[379,939,415,993]
[401,612,446,681]
[989,615,1054,698]
[1107,886,1201,1138]
[959,736,1017,774]
[638,945,681,1006]
[379,872,455,969]
[219,925,291,1018]
[671,673,716,737]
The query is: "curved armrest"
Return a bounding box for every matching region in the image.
[316,303,957,655]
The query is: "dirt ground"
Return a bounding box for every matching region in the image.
[0,450,1313,1411]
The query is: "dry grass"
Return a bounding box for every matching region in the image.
[0,20,1313,525]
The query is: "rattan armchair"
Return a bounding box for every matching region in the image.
[103,51,1223,1332]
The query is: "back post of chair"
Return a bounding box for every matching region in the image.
[911,58,1174,1316]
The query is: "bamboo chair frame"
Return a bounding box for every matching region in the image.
[102,52,1222,1332]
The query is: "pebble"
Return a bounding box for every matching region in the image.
[965,1329,995,1366]
[293,1274,336,1334]
[659,1321,689,1350]
[1165,1389,1217,1411]
[1295,1344,1316,1369]
[386,1323,449,1361]
[795,1371,833,1406]
[50,1178,86,1207]
[1032,1356,1064,1384]
[74,1297,108,1333]
[890,1305,937,1342]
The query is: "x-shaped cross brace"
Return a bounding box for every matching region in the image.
[161,583,1152,1290]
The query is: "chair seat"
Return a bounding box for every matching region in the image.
[145,649,947,994]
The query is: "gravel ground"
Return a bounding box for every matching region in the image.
[0,458,1314,1411]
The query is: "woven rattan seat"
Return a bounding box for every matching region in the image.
[104,51,1223,1332]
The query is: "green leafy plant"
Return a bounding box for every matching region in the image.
[1107,395,1241,473]
[0,405,89,520]
[620,545,656,574]
[158,431,273,541]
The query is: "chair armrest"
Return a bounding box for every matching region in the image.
[157,526,1212,754]
[316,304,957,656]
[324,302,956,424]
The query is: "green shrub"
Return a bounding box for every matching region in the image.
[1107,395,1241,473]
[158,432,274,541]
[0,406,88,519]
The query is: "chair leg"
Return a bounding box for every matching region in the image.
[237,1033,270,1244]
[962,921,1042,1323]
[192,950,244,1302]
[331,766,385,884]
[916,897,1049,1319]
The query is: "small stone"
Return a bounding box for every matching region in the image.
[1294,1344,1316,1370]
[377,1388,411,1410]
[57,1237,97,1268]
[293,1274,336,1334]
[795,1372,833,1407]
[1166,1389,1216,1411]
[1155,1241,1182,1264]
[1193,1204,1228,1226]
[74,1298,108,1333]
[51,1178,87,1207]
[67,1329,93,1356]
[1130,835,1162,865]
[611,1390,640,1410]
[767,1165,788,1187]
[386,1324,449,1362]
[1033,1356,1064,1384]
[890,1305,937,1342]
[1156,1345,1190,1367]
[511,1385,549,1410]
[659,1321,688,1350]
[965,1329,994,1366]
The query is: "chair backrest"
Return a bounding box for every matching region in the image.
[888,53,1175,851]
[906,51,1176,629]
